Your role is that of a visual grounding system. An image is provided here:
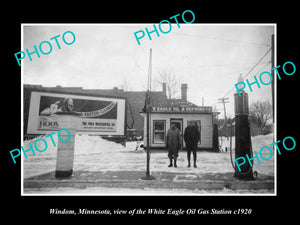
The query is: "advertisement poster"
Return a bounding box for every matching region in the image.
[27,91,125,135]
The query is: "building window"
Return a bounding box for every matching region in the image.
[153,120,166,144]
[187,120,201,144]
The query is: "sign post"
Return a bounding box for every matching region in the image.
[54,100,79,179]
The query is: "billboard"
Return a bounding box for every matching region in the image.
[26,91,126,135]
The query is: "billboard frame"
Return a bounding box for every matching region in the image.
[23,86,127,139]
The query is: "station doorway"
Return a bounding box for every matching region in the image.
[170,118,183,146]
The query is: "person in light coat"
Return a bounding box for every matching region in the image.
[166,122,181,168]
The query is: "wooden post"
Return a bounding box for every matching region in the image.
[218,98,229,139]
[233,91,254,180]
[146,91,151,176]
[212,112,219,152]
[55,111,79,179]
[141,48,155,180]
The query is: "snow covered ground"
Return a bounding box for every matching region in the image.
[23,133,275,179]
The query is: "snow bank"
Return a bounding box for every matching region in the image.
[219,133,275,176]
[23,134,146,178]
[219,133,274,151]
[251,133,274,150]
[75,134,129,154]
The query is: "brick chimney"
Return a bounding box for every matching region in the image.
[181,84,188,101]
[113,87,119,94]
[162,83,167,95]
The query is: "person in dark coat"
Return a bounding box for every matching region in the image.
[184,121,200,168]
[166,122,181,168]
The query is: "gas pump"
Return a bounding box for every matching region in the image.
[233,89,254,180]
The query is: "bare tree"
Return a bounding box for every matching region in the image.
[119,78,135,129]
[155,69,181,99]
[119,77,132,91]
[249,101,273,135]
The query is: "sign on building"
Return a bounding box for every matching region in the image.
[151,106,212,113]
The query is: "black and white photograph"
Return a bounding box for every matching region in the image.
[21,23,276,195]
[3,3,299,221]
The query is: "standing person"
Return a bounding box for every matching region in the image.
[184,121,200,168]
[166,122,181,168]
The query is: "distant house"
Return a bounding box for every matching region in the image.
[218,118,235,137]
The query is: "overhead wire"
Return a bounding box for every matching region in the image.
[211,48,272,122]
[221,60,272,100]
[221,47,272,99]
[175,33,271,47]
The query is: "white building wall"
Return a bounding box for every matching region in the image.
[143,113,213,149]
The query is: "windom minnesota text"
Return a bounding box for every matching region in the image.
[49,208,111,215]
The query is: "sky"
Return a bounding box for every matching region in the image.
[22,24,275,119]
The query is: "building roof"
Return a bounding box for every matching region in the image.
[154,98,199,108]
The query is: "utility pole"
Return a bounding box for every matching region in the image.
[141,48,155,180]
[218,97,230,139]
